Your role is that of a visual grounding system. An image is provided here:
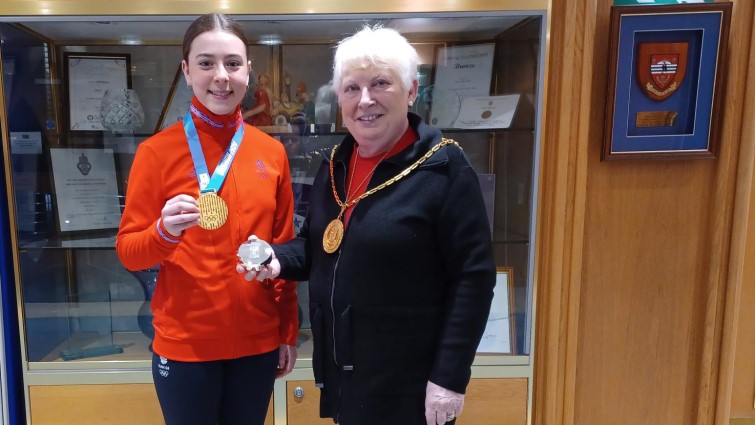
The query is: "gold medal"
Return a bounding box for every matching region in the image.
[323,218,344,253]
[197,192,228,230]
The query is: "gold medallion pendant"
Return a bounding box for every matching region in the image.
[323,138,461,254]
[197,192,228,230]
[322,218,344,253]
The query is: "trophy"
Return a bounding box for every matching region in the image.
[100,88,145,133]
[237,239,273,271]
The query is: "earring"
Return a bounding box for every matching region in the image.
[408,100,414,107]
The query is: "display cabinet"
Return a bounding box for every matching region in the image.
[0,3,546,424]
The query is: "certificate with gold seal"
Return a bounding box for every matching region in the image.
[454,95,520,129]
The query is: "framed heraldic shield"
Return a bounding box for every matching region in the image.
[602,3,731,161]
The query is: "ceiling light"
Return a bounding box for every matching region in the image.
[120,36,144,45]
[259,34,282,45]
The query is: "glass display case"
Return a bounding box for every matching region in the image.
[0,5,545,423]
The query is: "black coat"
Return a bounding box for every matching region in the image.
[275,113,496,425]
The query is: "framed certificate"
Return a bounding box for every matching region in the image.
[49,148,122,232]
[603,3,731,160]
[429,43,495,128]
[64,53,131,132]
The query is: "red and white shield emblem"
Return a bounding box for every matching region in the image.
[650,54,678,90]
[636,42,688,101]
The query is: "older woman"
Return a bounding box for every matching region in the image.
[240,25,495,425]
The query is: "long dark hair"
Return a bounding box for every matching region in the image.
[182,13,249,62]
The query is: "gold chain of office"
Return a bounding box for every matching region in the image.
[322,137,461,254]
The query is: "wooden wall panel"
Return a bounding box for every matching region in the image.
[535,1,755,425]
[729,1,755,418]
[286,380,346,425]
[731,167,755,417]
[29,384,274,425]
[532,1,592,424]
[579,159,714,425]
[30,384,165,425]
[457,378,528,425]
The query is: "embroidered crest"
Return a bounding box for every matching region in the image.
[636,42,688,101]
[256,160,269,179]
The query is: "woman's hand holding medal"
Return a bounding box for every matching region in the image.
[161,194,200,236]
[236,235,281,281]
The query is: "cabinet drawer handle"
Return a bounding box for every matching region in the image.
[294,386,304,398]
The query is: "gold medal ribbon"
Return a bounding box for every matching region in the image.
[184,109,243,231]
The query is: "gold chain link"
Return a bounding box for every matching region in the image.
[328,138,461,210]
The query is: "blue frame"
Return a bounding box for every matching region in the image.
[603,3,731,160]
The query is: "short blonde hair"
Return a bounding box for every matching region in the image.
[332,25,418,98]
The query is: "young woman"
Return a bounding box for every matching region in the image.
[116,13,297,425]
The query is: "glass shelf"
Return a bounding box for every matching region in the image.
[20,235,117,250]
